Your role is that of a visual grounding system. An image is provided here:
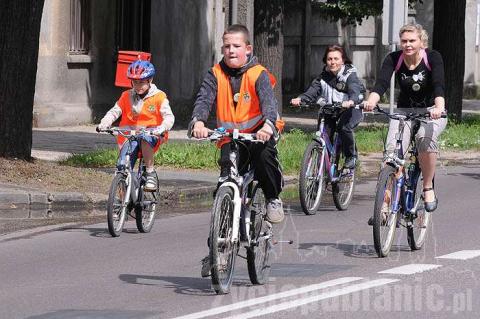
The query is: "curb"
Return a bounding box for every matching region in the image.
[0,176,300,213]
[1,157,478,213]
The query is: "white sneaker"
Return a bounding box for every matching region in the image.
[266,198,285,224]
[144,172,158,192]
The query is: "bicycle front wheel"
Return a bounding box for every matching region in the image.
[135,187,158,233]
[247,185,272,285]
[107,174,129,237]
[332,154,356,210]
[407,170,432,250]
[210,186,238,294]
[299,141,326,215]
[373,166,398,257]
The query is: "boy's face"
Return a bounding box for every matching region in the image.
[222,32,252,69]
[132,78,151,95]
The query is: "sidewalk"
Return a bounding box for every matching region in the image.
[1,100,479,224]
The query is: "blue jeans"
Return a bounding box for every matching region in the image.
[116,134,158,170]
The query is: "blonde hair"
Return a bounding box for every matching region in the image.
[399,23,429,48]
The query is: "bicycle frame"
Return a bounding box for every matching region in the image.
[117,136,146,205]
[383,114,423,218]
[313,110,345,184]
[217,141,259,246]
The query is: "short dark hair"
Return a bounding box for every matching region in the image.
[223,24,251,45]
[322,45,352,65]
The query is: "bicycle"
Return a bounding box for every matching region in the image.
[372,107,446,257]
[190,128,275,294]
[297,102,363,215]
[97,127,160,237]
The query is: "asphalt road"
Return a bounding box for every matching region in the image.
[1,164,479,319]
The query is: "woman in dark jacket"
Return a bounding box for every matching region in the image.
[291,44,366,169]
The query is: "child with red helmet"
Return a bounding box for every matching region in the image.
[98,60,175,191]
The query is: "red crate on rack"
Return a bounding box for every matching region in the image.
[115,51,151,88]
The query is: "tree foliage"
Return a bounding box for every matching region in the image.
[311,0,422,26]
[311,0,383,26]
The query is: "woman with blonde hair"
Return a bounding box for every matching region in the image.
[364,23,447,215]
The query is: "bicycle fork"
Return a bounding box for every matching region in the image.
[218,182,242,244]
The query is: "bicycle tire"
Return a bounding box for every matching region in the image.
[332,153,356,210]
[299,141,326,215]
[210,186,238,294]
[247,185,271,285]
[107,174,129,237]
[373,166,398,257]
[135,186,158,233]
[407,170,431,250]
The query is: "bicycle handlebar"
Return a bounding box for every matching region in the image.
[373,105,447,121]
[190,128,264,143]
[96,127,164,138]
[291,102,364,110]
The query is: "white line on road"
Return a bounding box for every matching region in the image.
[436,250,480,260]
[225,278,400,319]
[173,277,362,319]
[378,264,442,275]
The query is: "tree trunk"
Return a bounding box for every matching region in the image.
[0,0,45,159]
[339,19,351,58]
[253,0,284,115]
[432,0,466,120]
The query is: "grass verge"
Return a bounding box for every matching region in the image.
[61,114,480,174]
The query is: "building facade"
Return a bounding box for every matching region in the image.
[33,0,477,127]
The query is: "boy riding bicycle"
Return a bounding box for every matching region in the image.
[97,60,175,191]
[190,24,285,277]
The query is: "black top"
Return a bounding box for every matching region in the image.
[372,49,445,108]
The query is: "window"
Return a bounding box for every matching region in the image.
[69,0,90,55]
[115,0,151,52]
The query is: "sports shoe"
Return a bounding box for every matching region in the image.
[200,255,211,277]
[266,198,285,224]
[144,171,158,192]
[344,156,356,169]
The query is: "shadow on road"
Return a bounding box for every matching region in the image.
[26,309,158,319]
[298,241,378,258]
[119,274,214,296]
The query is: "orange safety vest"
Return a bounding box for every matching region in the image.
[116,90,168,152]
[213,64,276,133]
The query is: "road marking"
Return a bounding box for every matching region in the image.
[378,264,441,275]
[225,278,399,319]
[436,250,480,260]
[173,277,362,319]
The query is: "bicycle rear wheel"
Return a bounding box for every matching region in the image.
[373,166,398,257]
[332,154,356,210]
[299,141,326,215]
[210,186,237,294]
[107,174,129,237]
[247,185,272,285]
[407,170,431,250]
[135,187,158,233]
